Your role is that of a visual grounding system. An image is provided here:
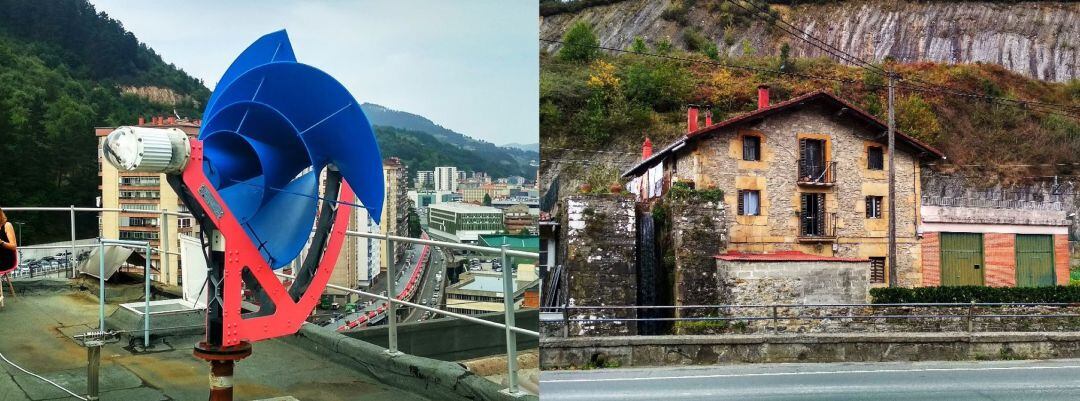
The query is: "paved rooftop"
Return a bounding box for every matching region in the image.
[0,289,431,400]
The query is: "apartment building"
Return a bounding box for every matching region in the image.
[96,116,200,285]
[434,166,458,192]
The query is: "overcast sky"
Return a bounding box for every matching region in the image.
[88,0,538,146]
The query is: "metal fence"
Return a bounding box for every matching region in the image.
[542,303,1080,335]
[3,206,540,396]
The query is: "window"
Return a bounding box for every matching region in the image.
[737,190,760,216]
[868,146,884,170]
[742,135,760,161]
[866,196,883,218]
[870,257,886,284]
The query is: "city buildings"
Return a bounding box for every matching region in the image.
[415,170,434,189]
[444,265,538,315]
[381,158,411,272]
[96,116,200,285]
[502,204,538,235]
[427,202,504,243]
[434,166,458,192]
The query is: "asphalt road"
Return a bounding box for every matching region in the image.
[404,245,447,322]
[540,359,1080,401]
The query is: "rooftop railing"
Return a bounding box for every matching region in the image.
[3,206,539,396]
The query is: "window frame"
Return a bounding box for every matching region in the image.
[866,195,883,219]
[869,257,886,284]
[742,135,761,162]
[737,189,761,216]
[867,146,884,170]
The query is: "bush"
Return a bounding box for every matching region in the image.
[559,21,600,63]
[870,286,1080,304]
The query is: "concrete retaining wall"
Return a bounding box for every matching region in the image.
[289,324,538,401]
[345,309,538,361]
[541,332,1080,369]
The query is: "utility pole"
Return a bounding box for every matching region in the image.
[887,72,898,287]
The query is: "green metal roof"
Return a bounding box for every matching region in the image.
[478,234,539,251]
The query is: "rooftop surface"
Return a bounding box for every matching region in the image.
[0,288,431,400]
[477,235,540,250]
[429,202,502,214]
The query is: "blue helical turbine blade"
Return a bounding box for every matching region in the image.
[199,30,384,269]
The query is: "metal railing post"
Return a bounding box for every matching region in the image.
[385,235,400,355]
[160,209,169,285]
[967,301,975,332]
[500,244,520,396]
[70,205,76,279]
[98,240,106,331]
[772,305,779,333]
[144,241,151,348]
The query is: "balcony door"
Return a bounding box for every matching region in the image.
[800,193,825,236]
[800,138,826,182]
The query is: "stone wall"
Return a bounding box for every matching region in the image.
[540,332,1080,369]
[561,194,638,336]
[717,260,870,307]
[669,198,727,322]
[684,104,922,287]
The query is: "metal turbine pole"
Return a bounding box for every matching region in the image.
[887,72,898,287]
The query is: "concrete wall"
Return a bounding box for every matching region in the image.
[717,260,870,306]
[561,195,638,336]
[345,309,538,362]
[540,332,1080,369]
[679,104,922,287]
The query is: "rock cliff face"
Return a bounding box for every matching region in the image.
[540,0,1079,82]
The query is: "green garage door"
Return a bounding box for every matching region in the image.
[1016,234,1055,287]
[940,233,984,286]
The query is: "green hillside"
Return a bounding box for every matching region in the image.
[0,0,209,243]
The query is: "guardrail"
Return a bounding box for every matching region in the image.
[543,303,1080,335]
[1,205,540,396]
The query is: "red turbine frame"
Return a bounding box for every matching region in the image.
[182,138,352,346]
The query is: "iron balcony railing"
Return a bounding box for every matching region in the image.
[798,211,837,241]
[3,205,540,396]
[797,159,836,186]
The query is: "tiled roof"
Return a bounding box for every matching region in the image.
[622,90,945,178]
[715,250,868,262]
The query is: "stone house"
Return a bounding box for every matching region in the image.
[623,86,945,287]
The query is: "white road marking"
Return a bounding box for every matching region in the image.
[541,364,1080,383]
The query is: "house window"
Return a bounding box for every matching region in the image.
[870,257,886,284]
[868,146,884,170]
[742,135,760,161]
[866,196,883,218]
[737,190,761,216]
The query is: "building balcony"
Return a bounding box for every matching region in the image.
[797,212,837,242]
[797,160,836,187]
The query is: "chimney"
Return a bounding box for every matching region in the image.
[138,116,145,125]
[705,111,712,126]
[641,137,653,160]
[757,84,770,110]
[167,116,175,125]
[687,106,699,133]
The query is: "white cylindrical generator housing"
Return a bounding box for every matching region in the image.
[102,126,191,173]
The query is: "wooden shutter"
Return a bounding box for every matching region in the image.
[737,190,745,215]
[816,193,826,234]
[799,138,808,176]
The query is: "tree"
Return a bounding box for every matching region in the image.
[482,193,493,206]
[559,21,599,63]
[517,228,531,236]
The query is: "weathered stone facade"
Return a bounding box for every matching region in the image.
[674,103,924,287]
[561,194,638,336]
[717,259,870,307]
[669,198,727,320]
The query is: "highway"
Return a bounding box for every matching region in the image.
[403,245,447,322]
[540,359,1080,401]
